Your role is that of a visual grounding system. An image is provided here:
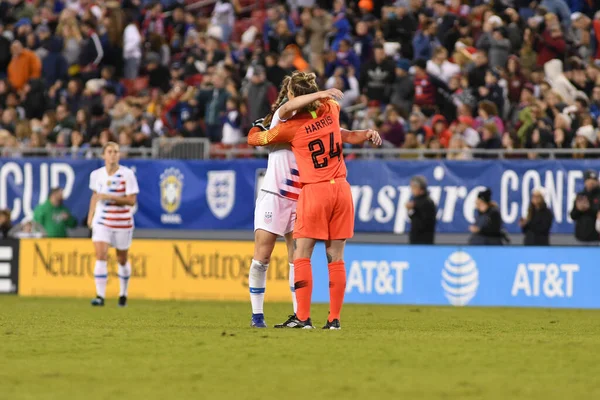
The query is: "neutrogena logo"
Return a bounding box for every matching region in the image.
[442,251,479,306]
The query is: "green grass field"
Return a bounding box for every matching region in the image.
[1,297,599,400]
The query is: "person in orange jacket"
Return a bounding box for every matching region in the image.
[7,40,41,91]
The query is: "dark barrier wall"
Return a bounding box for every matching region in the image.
[0,239,19,294]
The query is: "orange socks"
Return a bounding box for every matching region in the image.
[293,258,313,321]
[328,261,346,322]
[294,258,346,323]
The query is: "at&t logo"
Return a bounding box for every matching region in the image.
[441,251,479,306]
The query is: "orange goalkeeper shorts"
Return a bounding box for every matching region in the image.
[293,177,354,241]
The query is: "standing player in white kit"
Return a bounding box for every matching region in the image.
[248,72,381,327]
[249,76,300,328]
[88,142,140,307]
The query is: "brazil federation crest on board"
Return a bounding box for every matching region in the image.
[160,168,184,224]
[207,170,236,219]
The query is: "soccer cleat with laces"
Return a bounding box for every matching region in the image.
[91,296,105,307]
[322,319,341,330]
[118,296,127,308]
[251,313,267,328]
[274,314,314,329]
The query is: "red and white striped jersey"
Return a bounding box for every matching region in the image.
[89,166,139,230]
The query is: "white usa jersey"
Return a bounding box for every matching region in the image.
[260,108,301,200]
[89,166,139,229]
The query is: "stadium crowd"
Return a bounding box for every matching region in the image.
[0,0,600,159]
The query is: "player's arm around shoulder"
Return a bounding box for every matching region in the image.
[340,128,382,146]
[247,119,295,146]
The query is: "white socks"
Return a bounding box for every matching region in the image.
[289,263,297,313]
[118,262,131,297]
[249,259,268,314]
[94,260,108,298]
[249,260,298,314]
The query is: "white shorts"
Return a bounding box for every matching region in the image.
[254,191,297,237]
[92,225,134,250]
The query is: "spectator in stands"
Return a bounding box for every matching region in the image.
[0,209,11,239]
[413,59,443,117]
[571,169,600,245]
[301,5,332,74]
[265,51,293,90]
[325,66,360,109]
[475,122,502,158]
[146,52,170,93]
[211,0,235,42]
[390,59,414,116]
[406,175,436,244]
[535,14,567,67]
[57,15,82,68]
[475,100,504,134]
[33,187,77,238]
[8,40,41,91]
[221,97,241,144]
[429,114,452,148]
[8,216,45,239]
[412,18,440,61]
[197,70,230,143]
[407,111,431,144]
[467,50,488,90]
[426,46,460,84]
[520,187,553,246]
[123,12,142,80]
[380,106,405,148]
[382,5,417,60]
[359,43,395,103]
[469,188,505,245]
[78,19,103,80]
[244,65,277,125]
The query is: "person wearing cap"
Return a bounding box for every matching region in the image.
[390,58,415,116]
[244,64,277,125]
[570,169,600,245]
[519,188,553,246]
[469,188,505,246]
[406,175,436,244]
[432,0,456,43]
[478,68,504,116]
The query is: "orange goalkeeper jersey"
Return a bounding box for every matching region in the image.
[248,100,346,185]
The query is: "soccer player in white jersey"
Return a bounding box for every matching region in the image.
[248,74,381,328]
[88,142,139,307]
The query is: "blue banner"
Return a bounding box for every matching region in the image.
[0,158,598,233]
[309,244,597,308]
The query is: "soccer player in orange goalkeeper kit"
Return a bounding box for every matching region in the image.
[248,71,381,329]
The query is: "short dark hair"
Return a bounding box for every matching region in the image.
[411,176,428,190]
[49,187,62,196]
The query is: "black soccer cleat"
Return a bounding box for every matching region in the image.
[274,314,313,329]
[118,296,127,308]
[91,296,105,307]
[322,319,341,330]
